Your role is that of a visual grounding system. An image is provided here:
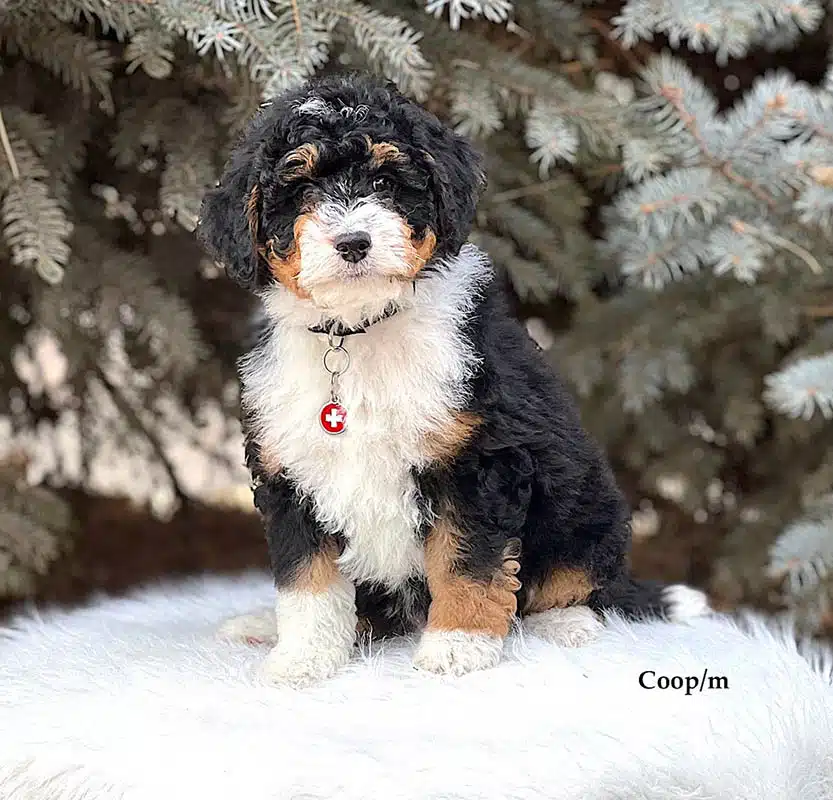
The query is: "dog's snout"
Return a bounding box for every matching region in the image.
[334,232,371,263]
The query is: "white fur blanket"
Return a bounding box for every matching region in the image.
[2,573,832,800]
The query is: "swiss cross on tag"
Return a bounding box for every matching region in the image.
[320,402,347,435]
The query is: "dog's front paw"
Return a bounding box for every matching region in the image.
[413,630,503,676]
[259,641,351,687]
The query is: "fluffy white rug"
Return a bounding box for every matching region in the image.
[2,573,833,800]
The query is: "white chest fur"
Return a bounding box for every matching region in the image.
[241,246,491,588]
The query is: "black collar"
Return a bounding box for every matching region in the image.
[307,303,401,337]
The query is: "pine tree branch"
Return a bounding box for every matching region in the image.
[585,15,645,74]
[93,366,189,507]
[490,178,569,203]
[730,219,822,274]
[289,0,304,57]
[453,58,619,148]
[3,15,115,112]
[787,112,833,143]
[2,179,72,282]
[720,164,777,208]
[765,352,833,420]
[724,98,780,161]
[658,92,727,177]
[0,110,20,181]
[452,58,534,100]
[659,84,779,209]
[316,1,431,98]
[804,303,833,318]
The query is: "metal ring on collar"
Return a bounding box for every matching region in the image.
[323,346,351,375]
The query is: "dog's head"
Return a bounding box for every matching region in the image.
[197,73,485,315]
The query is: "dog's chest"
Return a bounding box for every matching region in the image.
[242,315,472,587]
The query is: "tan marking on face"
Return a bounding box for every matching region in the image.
[245,184,260,241]
[423,518,520,638]
[422,411,481,464]
[282,143,319,180]
[369,141,407,168]
[399,223,437,278]
[260,214,313,299]
[293,538,340,593]
[523,568,594,614]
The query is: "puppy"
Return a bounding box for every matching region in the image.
[198,73,709,685]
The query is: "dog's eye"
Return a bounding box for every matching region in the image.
[372,177,386,192]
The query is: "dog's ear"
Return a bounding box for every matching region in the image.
[416,121,486,258]
[197,144,264,291]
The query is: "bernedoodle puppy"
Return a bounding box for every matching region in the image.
[197,73,709,686]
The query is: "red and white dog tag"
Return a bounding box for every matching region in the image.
[320,402,347,435]
[320,334,351,435]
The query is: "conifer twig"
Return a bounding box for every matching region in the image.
[289,0,304,56]
[0,110,21,181]
[804,304,833,318]
[660,86,778,210]
[93,366,190,506]
[732,219,822,275]
[585,16,645,75]
[490,178,567,202]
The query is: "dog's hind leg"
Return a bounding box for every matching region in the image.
[522,606,604,647]
[520,565,604,647]
[413,525,520,676]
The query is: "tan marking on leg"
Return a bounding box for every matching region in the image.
[261,214,312,298]
[422,411,481,464]
[523,567,594,614]
[293,538,341,594]
[369,141,407,168]
[424,520,520,638]
[282,143,319,180]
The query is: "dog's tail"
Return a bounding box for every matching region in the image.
[587,577,711,622]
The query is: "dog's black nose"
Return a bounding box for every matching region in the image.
[334,232,371,263]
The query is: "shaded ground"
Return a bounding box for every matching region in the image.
[1,486,723,619]
[1,493,266,617]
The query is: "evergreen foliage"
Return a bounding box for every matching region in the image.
[1,0,832,632]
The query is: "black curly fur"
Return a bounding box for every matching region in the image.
[414,282,631,605]
[198,73,684,636]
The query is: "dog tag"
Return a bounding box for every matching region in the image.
[320,402,347,435]
[321,333,349,435]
